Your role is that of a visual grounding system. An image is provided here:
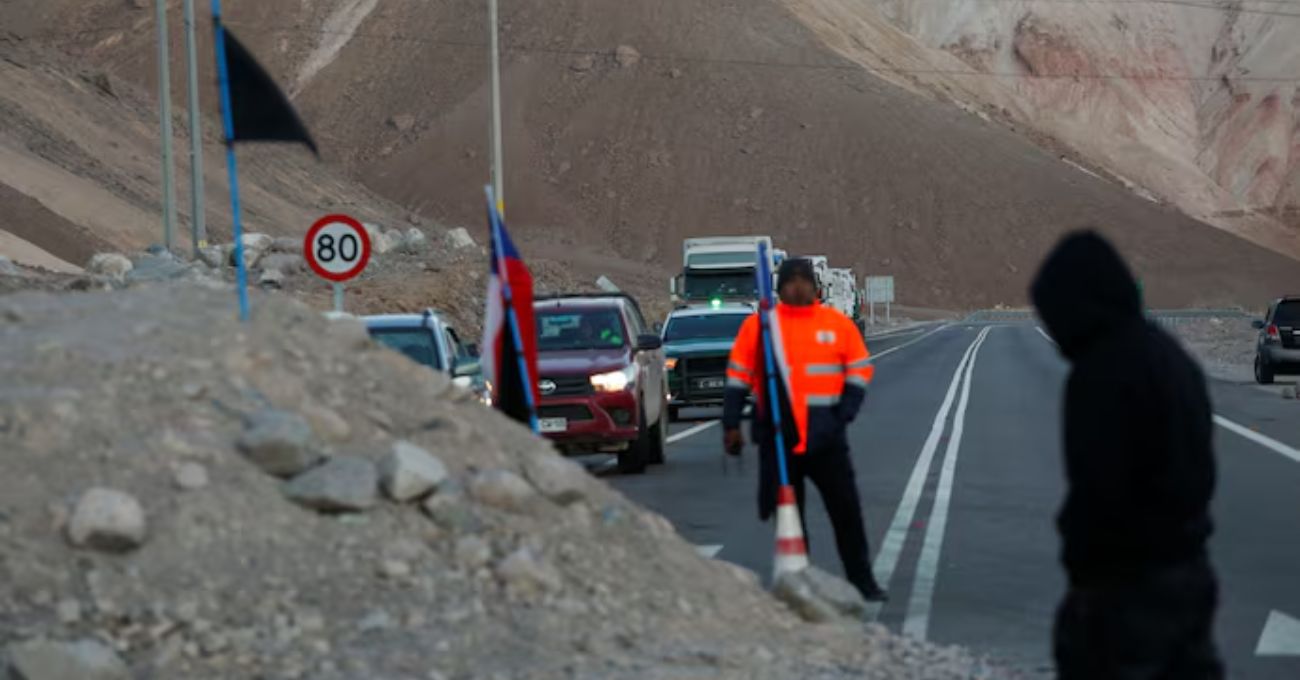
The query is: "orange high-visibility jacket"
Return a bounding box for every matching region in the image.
[723,302,873,453]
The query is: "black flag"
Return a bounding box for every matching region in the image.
[222,30,318,155]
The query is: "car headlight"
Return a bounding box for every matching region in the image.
[590,365,637,392]
[664,357,678,371]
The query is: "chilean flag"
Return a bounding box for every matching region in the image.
[481,190,540,429]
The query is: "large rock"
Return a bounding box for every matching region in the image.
[374,230,404,255]
[236,410,319,477]
[401,228,428,253]
[521,453,587,505]
[197,246,225,269]
[495,548,562,596]
[6,639,130,680]
[86,254,133,281]
[468,469,538,513]
[127,254,192,284]
[379,441,448,502]
[443,228,477,251]
[65,488,146,553]
[283,456,378,513]
[227,233,273,269]
[260,253,305,274]
[772,566,868,623]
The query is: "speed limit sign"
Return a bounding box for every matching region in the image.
[304,214,371,282]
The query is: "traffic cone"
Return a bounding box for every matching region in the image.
[773,485,809,578]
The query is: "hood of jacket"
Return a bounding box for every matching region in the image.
[1030,231,1142,360]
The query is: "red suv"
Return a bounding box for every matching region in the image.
[533,294,668,474]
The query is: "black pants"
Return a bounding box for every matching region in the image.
[1054,558,1224,680]
[786,442,879,592]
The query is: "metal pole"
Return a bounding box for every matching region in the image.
[333,283,344,313]
[155,0,177,251]
[887,301,891,325]
[488,0,505,215]
[182,0,206,255]
[870,300,875,326]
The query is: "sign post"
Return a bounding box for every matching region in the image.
[865,276,895,327]
[304,214,372,313]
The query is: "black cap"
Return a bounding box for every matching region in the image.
[777,258,816,291]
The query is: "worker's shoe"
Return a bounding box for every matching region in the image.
[852,578,888,603]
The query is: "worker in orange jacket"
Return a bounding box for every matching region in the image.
[722,257,887,602]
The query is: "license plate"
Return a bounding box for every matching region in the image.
[696,377,725,389]
[538,417,567,433]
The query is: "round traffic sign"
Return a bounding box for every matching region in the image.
[304,214,371,282]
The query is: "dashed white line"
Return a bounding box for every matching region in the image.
[903,326,992,640]
[1214,415,1300,465]
[667,419,720,444]
[866,326,984,621]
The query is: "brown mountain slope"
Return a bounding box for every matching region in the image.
[9,0,1300,308]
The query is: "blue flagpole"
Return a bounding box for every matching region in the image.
[486,186,539,434]
[756,242,792,488]
[209,0,251,322]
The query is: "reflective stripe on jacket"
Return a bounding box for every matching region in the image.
[724,302,872,453]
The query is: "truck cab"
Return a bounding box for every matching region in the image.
[670,236,773,307]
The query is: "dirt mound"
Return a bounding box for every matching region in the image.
[0,282,1010,679]
[10,0,1299,309]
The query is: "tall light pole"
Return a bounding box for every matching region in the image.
[155,0,178,251]
[488,0,504,216]
[183,0,206,255]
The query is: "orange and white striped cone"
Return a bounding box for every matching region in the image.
[773,485,809,579]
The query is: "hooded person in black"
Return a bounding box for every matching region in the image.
[1031,231,1224,679]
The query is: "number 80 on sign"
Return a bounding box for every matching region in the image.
[304,214,372,282]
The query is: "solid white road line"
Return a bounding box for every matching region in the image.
[903,326,993,639]
[865,327,984,620]
[1214,415,1300,465]
[667,419,720,445]
[865,324,930,340]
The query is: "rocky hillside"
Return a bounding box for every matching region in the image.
[3,0,1298,309]
[0,281,1009,679]
[799,0,1300,255]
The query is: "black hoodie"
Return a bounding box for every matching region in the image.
[1031,231,1216,586]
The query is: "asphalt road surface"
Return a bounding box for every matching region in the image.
[601,320,1300,678]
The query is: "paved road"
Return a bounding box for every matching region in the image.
[603,321,1300,678]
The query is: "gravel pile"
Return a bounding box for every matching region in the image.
[0,283,1010,679]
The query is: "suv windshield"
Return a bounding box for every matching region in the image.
[537,309,627,351]
[683,271,757,300]
[1274,301,1300,327]
[370,327,442,370]
[664,313,749,342]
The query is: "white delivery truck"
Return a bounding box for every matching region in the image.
[670,236,774,306]
[825,268,860,321]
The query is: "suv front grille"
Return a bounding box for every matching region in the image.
[539,375,592,397]
[682,356,728,376]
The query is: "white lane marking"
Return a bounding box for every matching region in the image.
[870,324,949,362]
[1036,326,1055,346]
[865,326,984,620]
[1214,415,1300,465]
[1257,609,1300,656]
[903,326,993,639]
[865,324,929,340]
[667,419,720,445]
[694,544,724,559]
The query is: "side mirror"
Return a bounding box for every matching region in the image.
[636,334,663,351]
[1252,320,1266,330]
[453,358,481,378]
